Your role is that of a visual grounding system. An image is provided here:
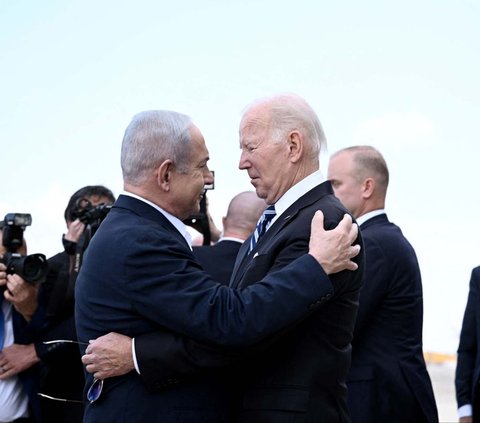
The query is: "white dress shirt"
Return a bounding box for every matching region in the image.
[0,300,29,422]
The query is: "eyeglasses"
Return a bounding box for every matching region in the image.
[37,340,104,403]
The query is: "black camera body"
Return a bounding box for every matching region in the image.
[183,172,215,245]
[0,213,48,283]
[70,199,112,226]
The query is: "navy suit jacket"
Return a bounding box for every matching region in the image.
[134,181,365,423]
[456,266,480,421]
[346,214,438,423]
[74,194,333,423]
[193,240,242,285]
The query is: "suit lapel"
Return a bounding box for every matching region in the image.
[230,181,334,288]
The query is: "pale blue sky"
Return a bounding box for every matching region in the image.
[1,0,479,353]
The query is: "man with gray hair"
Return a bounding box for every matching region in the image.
[75,108,361,423]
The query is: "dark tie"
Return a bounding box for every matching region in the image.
[250,205,276,251]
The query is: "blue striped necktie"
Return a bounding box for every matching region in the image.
[250,205,276,251]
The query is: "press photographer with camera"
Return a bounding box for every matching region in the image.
[35,185,115,423]
[0,213,47,423]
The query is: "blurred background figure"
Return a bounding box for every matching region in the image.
[193,190,266,284]
[456,266,480,423]
[36,185,115,423]
[328,145,438,423]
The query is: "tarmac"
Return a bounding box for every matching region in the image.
[427,359,458,423]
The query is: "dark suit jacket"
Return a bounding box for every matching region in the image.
[74,194,334,423]
[134,181,365,423]
[456,266,480,422]
[193,239,242,285]
[346,214,438,423]
[35,251,85,423]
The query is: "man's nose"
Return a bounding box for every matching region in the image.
[238,151,249,170]
[204,168,214,185]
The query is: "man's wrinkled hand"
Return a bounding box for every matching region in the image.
[308,211,360,274]
[82,332,134,380]
[0,344,39,379]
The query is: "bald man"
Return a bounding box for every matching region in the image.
[193,191,266,284]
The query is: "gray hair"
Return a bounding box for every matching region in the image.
[121,110,193,185]
[245,93,326,162]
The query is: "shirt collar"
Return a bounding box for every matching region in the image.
[272,170,325,223]
[121,191,192,249]
[217,236,244,244]
[356,209,386,226]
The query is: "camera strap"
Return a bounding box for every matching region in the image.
[66,227,90,306]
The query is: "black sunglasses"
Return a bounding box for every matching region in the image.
[38,340,103,403]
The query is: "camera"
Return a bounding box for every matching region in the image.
[184,172,215,245]
[0,213,48,283]
[70,198,112,227]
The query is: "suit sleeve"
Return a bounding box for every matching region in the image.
[121,232,333,348]
[134,212,361,390]
[456,267,480,408]
[352,236,388,336]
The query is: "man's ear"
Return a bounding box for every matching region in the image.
[157,160,174,191]
[362,177,375,199]
[287,130,303,163]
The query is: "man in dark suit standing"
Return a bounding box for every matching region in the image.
[75,108,361,423]
[328,145,438,423]
[82,94,365,423]
[456,267,480,423]
[36,185,115,423]
[193,191,266,284]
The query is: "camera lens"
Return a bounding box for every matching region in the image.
[7,253,48,283]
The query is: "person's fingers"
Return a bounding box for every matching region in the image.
[336,213,352,231]
[314,210,324,226]
[81,353,91,365]
[348,220,358,241]
[85,363,96,374]
[94,370,107,380]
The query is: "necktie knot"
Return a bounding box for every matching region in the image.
[250,205,276,251]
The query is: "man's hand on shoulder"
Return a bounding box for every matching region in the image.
[308,211,360,274]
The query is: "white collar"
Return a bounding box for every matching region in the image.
[272,170,325,224]
[356,209,386,226]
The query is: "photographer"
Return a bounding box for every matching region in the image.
[1,231,43,423]
[35,185,115,423]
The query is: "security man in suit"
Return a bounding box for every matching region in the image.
[328,145,438,423]
[456,266,480,423]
